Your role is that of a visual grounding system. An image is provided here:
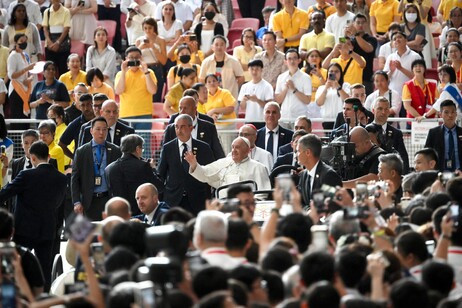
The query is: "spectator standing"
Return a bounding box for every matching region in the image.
[193,2,225,57]
[65,0,98,46]
[125,0,156,46]
[156,1,182,53]
[164,67,197,116]
[155,0,193,32]
[275,49,314,121]
[3,4,42,64]
[233,28,262,82]
[301,49,327,103]
[86,67,115,100]
[253,31,288,89]
[369,0,400,46]
[199,35,244,100]
[42,0,71,76]
[166,44,201,89]
[7,0,42,29]
[272,0,308,51]
[59,54,87,93]
[96,0,122,52]
[325,0,355,43]
[300,11,335,60]
[86,27,117,85]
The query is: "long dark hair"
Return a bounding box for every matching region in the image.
[328,63,345,86]
[9,4,29,27]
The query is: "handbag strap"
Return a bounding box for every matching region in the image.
[343,57,354,75]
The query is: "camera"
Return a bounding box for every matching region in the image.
[328,72,336,80]
[135,281,155,308]
[439,172,457,187]
[321,140,356,180]
[145,224,189,259]
[277,174,292,203]
[448,204,460,227]
[78,0,85,6]
[0,242,15,276]
[339,37,347,43]
[127,60,141,67]
[311,225,329,251]
[188,34,197,41]
[91,243,105,275]
[355,182,368,204]
[343,206,369,219]
[221,198,241,213]
[1,145,6,155]
[367,181,388,198]
[65,214,96,243]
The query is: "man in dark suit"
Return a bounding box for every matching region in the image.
[132,183,169,226]
[59,93,96,159]
[72,117,122,221]
[78,100,134,147]
[331,98,365,140]
[0,141,67,290]
[158,114,215,215]
[425,100,462,172]
[296,134,342,206]
[333,83,374,129]
[273,129,308,170]
[105,134,164,215]
[256,102,293,162]
[162,96,225,159]
[372,97,410,174]
[278,116,311,156]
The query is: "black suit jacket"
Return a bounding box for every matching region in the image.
[273,152,294,170]
[132,202,170,226]
[11,157,58,181]
[298,161,343,206]
[71,141,122,211]
[78,121,135,147]
[157,138,214,214]
[256,125,294,154]
[169,112,214,124]
[424,125,462,172]
[333,110,374,129]
[105,153,164,215]
[278,143,292,156]
[163,118,225,159]
[384,123,410,174]
[0,164,67,241]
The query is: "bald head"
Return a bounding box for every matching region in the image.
[350,126,373,155]
[238,124,257,147]
[103,197,131,220]
[101,100,119,127]
[179,96,197,118]
[350,126,370,141]
[135,183,159,215]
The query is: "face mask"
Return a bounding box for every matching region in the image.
[18,42,27,50]
[405,13,418,23]
[179,55,191,64]
[204,11,216,20]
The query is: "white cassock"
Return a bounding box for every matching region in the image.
[190,157,271,191]
[250,147,273,173]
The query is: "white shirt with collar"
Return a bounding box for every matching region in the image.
[384,46,422,97]
[23,157,32,171]
[265,126,279,160]
[192,116,198,139]
[307,160,320,192]
[177,137,193,160]
[144,204,159,224]
[275,69,313,120]
[108,123,116,143]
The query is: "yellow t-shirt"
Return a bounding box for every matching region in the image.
[331,56,365,85]
[272,7,309,47]
[299,31,335,52]
[369,0,401,33]
[301,67,327,102]
[167,64,201,87]
[89,82,115,100]
[439,0,462,21]
[59,71,87,92]
[0,46,9,80]
[206,88,236,122]
[55,122,73,167]
[164,82,186,113]
[233,46,263,82]
[49,141,65,173]
[171,49,204,65]
[197,102,207,114]
[115,69,157,118]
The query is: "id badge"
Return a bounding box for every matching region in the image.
[447,159,453,169]
[95,176,102,186]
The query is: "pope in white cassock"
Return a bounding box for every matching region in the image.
[184,136,272,192]
[238,124,273,172]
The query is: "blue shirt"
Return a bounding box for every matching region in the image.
[30,79,70,119]
[60,114,88,147]
[91,140,108,193]
[444,125,460,170]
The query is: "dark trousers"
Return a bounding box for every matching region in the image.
[14,234,54,291]
[237,0,265,27]
[45,48,70,77]
[98,4,122,52]
[8,90,30,131]
[178,194,202,216]
[85,195,109,221]
[149,63,165,103]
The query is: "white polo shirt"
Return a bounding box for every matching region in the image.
[383,47,422,97]
[237,78,274,122]
[275,69,313,120]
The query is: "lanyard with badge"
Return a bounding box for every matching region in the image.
[94,145,104,186]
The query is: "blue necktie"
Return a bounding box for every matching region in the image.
[448,129,455,171]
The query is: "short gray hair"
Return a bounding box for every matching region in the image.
[38,120,56,134]
[120,134,144,154]
[195,210,228,243]
[328,210,361,242]
[379,153,404,176]
[298,134,322,158]
[175,114,193,126]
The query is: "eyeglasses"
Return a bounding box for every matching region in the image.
[92,104,103,108]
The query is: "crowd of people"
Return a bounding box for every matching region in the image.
[1,0,462,307]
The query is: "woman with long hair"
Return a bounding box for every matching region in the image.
[86,27,117,85]
[233,28,262,82]
[29,61,71,120]
[315,62,350,130]
[193,2,225,57]
[164,67,197,115]
[157,1,183,52]
[135,17,168,103]
[7,33,35,130]
[446,42,462,89]
[301,48,326,102]
[2,3,42,63]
